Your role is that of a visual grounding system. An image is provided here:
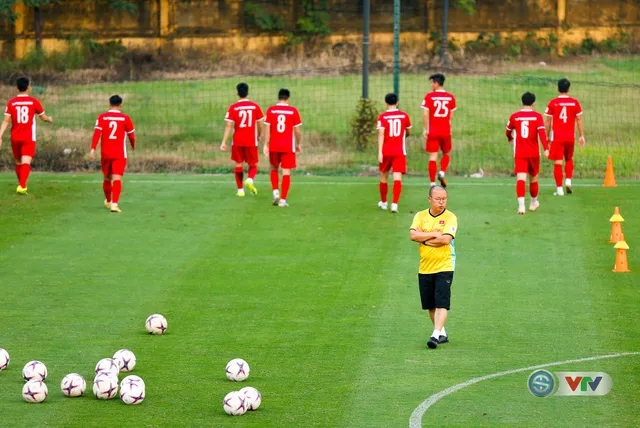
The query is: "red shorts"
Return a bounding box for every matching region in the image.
[426,135,452,153]
[101,158,127,176]
[379,155,406,174]
[231,146,259,165]
[11,139,36,159]
[269,152,296,169]
[514,157,540,176]
[549,141,575,161]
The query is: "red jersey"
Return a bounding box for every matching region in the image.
[264,104,302,153]
[91,110,136,159]
[544,95,583,142]
[506,109,548,158]
[376,109,412,156]
[224,99,264,147]
[421,90,456,137]
[4,94,45,142]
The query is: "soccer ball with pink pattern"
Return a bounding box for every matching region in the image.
[145,314,168,335]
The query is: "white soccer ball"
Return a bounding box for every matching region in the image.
[239,386,261,410]
[0,348,9,371]
[23,380,48,403]
[22,360,47,381]
[95,358,120,376]
[120,382,145,405]
[223,391,247,416]
[120,375,146,391]
[113,349,136,372]
[225,358,250,382]
[61,373,86,397]
[93,372,118,399]
[145,314,168,335]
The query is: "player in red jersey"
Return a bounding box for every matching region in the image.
[544,78,585,196]
[422,73,456,188]
[377,93,412,214]
[0,76,53,195]
[506,92,549,215]
[89,95,136,213]
[220,82,264,197]
[263,88,302,207]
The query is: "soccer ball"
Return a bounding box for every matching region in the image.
[23,380,48,403]
[0,348,9,371]
[223,391,247,416]
[93,372,118,399]
[61,373,86,397]
[113,349,136,372]
[120,375,146,391]
[22,360,47,381]
[120,382,145,405]
[145,314,168,335]
[239,386,261,410]
[225,358,250,382]
[95,358,120,376]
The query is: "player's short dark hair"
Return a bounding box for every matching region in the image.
[558,78,571,93]
[522,92,536,106]
[237,82,249,98]
[109,95,123,107]
[16,76,29,92]
[429,73,445,86]
[278,88,290,100]
[385,93,398,105]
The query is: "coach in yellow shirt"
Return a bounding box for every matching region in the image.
[410,185,457,349]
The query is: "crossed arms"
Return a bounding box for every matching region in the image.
[410,228,453,247]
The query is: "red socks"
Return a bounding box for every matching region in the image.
[282,175,291,199]
[248,165,257,180]
[234,167,244,189]
[19,164,30,188]
[516,180,525,198]
[565,159,574,179]
[270,170,279,190]
[392,180,402,204]
[103,179,112,202]
[530,182,539,198]
[428,161,437,182]
[553,164,563,187]
[379,182,388,203]
[440,154,450,173]
[112,180,122,204]
[15,164,21,181]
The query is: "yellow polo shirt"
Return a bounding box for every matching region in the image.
[410,209,457,274]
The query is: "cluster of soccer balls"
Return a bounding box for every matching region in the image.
[0,314,167,405]
[223,358,262,416]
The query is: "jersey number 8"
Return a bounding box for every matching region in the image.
[276,115,286,133]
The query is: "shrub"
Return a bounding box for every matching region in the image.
[350,98,380,152]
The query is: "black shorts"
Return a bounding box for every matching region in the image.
[418,271,453,310]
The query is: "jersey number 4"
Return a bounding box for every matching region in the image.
[434,100,450,118]
[559,106,568,123]
[16,106,30,124]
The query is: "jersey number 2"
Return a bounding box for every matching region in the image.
[108,121,118,139]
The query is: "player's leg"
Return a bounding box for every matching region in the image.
[101,159,112,208]
[515,159,527,215]
[432,272,452,345]
[245,147,259,195]
[17,154,33,194]
[438,137,452,188]
[11,141,22,188]
[428,150,438,187]
[549,141,564,196]
[109,159,126,213]
[269,152,280,205]
[378,156,390,210]
[278,153,296,207]
[390,155,406,213]
[234,162,245,197]
[419,274,439,349]
[564,143,575,194]
[528,157,540,211]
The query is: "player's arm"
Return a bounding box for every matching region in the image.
[422,107,429,139]
[410,228,441,243]
[505,118,514,143]
[220,121,233,151]
[39,112,53,123]
[544,115,552,138]
[0,115,10,146]
[576,114,585,147]
[377,127,385,164]
[294,126,302,153]
[89,121,102,161]
[257,119,264,142]
[126,118,136,150]
[35,101,53,123]
[423,234,453,247]
[263,123,271,157]
[537,116,549,156]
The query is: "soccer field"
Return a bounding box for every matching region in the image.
[0,173,639,427]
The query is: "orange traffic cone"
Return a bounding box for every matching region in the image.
[613,240,630,272]
[604,156,617,187]
[609,207,625,243]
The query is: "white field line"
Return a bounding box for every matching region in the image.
[0,178,639,187]
[409,351,640,428]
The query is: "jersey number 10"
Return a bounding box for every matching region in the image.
[387,118,402,137]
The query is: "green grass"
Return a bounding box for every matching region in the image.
[1,57,638,177]
[0,173,639,427]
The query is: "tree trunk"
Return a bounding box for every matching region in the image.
[34,6,42,51]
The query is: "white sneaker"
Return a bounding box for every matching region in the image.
[278,199,289,207]
[272,189,280,205]
[438,171,445,178]
[378,201,388,210]
[529,200,540,211]
[554,187,564,196]
[390,203,399,213]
